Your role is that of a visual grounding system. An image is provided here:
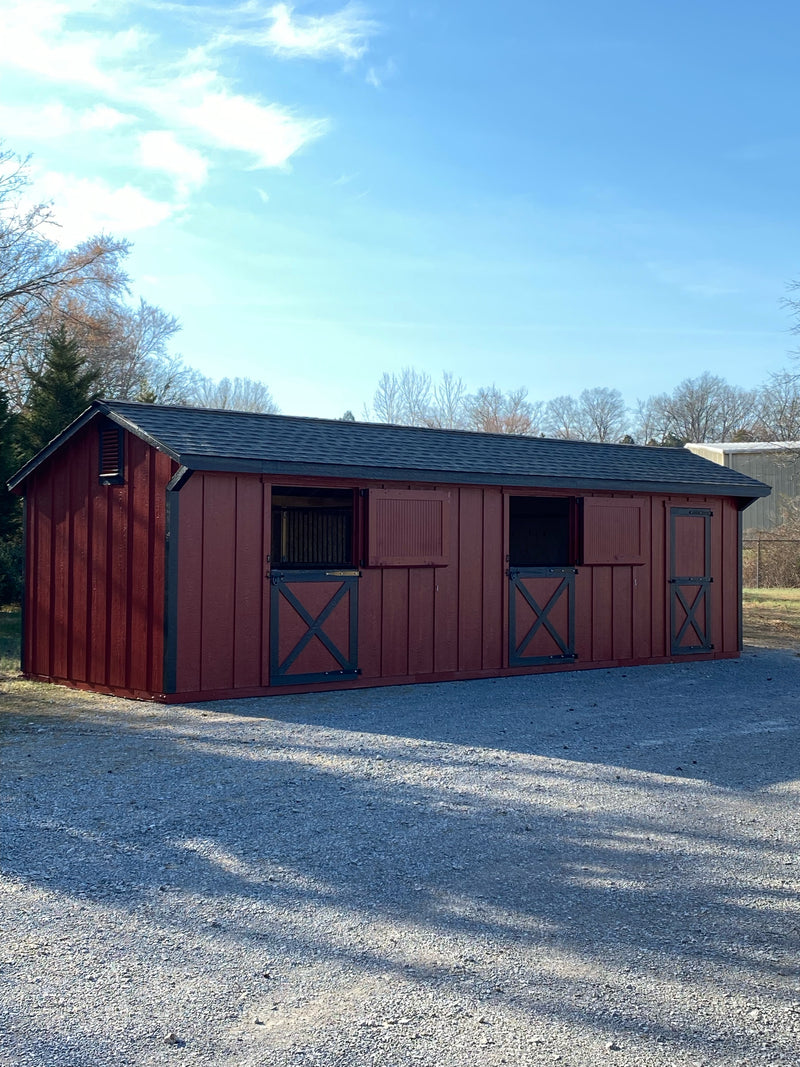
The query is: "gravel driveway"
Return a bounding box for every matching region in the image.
[2,647,800,1067]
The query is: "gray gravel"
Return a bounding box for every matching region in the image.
[2,647,800,1067]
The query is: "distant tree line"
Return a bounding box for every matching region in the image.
[362,364,800,446]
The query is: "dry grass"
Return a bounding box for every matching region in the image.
[742,587,800,650]
[0,605,21,678]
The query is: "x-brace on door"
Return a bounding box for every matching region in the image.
[669,507,713,654]
[270,569,360,686]
[508,567,577,666]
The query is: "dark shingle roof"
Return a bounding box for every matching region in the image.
[9,399,771,501]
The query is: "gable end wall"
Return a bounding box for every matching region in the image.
[23,422,174,696]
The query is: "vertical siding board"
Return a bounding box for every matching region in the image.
[234,475,264,689]
[24,488,36,675]
[175,474,204,694]
[358,568,383,679]
[481,488,503,670]
[632,502,652,661]
[710,501,724,653]
[200,474,237,692]
[108,485,129,689]
[89,471,108,685]
[592,566,613,661]
[574,567,593,663]
[433,488,459,673]
[128,436,150,691]
[70,434,90,682]
[611,567,633,660]
[650,497,667,657]
[458,487,483,671]
[51,457,70,678]
[381,568,409,677]
[148,450,171,694]
[408,567,435,676]
[260,481,272,687]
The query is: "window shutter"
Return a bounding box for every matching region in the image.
[367,488,450,567]
[98,425,124,484]
[582,497,645,565]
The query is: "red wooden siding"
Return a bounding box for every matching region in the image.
[162,477,745,699]
[24,425,172,696]
[173,473,271,694]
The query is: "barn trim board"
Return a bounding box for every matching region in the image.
[9,400,770,702]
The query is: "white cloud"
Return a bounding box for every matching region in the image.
[81,104,133,131]
[0,2,330,173]
[261,2,376,61]
[0,1,149,92]
[138,130,209,196]
[34,171,175,244]
[366,58,396,89]
[173,86,328,168]
[0,101,134,139]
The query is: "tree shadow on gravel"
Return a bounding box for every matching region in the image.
[3,656,800,1065]
[223,647,800,791]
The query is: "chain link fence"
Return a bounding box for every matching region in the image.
[743,538,800,588]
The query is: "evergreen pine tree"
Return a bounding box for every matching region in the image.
[17,327,100,462]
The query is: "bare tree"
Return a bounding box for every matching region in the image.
[647,373,758,444]
[397,366,432,426]
[427,371,466,428]
[574,387,628,443]
[756,370,800,441]
[464,384,541,435]
[191,375,279,414]
[136,353,201,405]
[370,371,403,423]
[544,394,581,439]
[0,145,130,389]
[632,396,666,445]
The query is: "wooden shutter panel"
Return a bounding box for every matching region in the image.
[367,488,450,567]
[582,497,645,565]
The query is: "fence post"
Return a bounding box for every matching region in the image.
[756,539,761,589]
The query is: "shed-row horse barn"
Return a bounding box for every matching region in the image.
[9,400,770,702]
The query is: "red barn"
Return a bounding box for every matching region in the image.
[8,400,769,702]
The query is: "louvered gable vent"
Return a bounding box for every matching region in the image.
[98,424,124,484]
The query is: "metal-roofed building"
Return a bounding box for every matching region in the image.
[9,400,770,702]
[685,441,800,532]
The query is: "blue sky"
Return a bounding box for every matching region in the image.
[1,0,798,418]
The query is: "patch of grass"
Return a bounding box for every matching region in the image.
[0,605,21,677]
[742,588,800,649]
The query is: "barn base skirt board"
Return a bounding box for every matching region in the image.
[23,651,740,704]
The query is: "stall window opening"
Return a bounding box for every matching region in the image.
[271,487,354,568]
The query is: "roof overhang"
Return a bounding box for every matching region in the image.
[7,401,181,493]
[8,399,772,503]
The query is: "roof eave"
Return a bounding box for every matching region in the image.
[180,454,771,498]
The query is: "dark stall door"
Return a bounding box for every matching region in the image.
[270,570,360,686]
[669,508,713,654]
[508,567,577,666]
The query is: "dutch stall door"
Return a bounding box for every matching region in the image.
[669,508,713,654]
[508,567,577,666]
[270,570,360,685]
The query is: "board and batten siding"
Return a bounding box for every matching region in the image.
[23,425,173,696]
[167,474,742,699]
